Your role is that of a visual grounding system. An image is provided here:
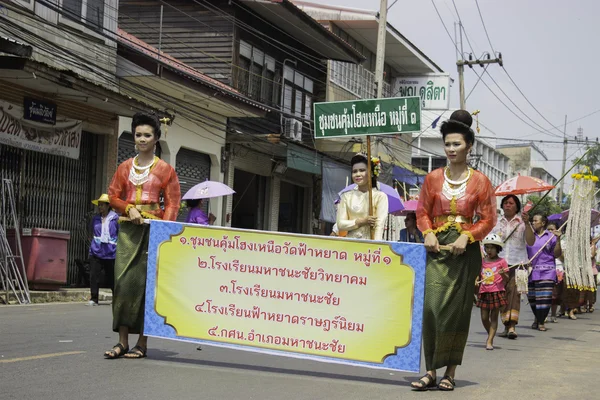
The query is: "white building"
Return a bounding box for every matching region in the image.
[496,143,558,198]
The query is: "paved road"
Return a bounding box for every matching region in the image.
[1,300,599,400]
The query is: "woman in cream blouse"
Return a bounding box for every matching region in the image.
[336,153,389,241]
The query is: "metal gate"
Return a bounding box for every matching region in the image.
[0,133,97,286]
[118,132,163,165]
[118,132,137,165]
[176,148,211,222]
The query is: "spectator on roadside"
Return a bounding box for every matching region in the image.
[87,194,118,306]
[399,212,423,243]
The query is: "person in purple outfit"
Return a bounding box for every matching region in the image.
[185,199,216,226]
[523,211,562,332]
[88,194,119,306]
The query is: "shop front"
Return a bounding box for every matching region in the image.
[0,91,116,286]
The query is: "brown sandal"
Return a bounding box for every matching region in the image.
[410,373,436,391]
[104,343,129,359]
[124,345,147,359]
[438,375,456,391]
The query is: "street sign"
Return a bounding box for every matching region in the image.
[392,75,451,110]
[313,96,421,139]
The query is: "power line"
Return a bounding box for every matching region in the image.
[501,66,565,136]
[474,0,495,54]
[483,69,561,136]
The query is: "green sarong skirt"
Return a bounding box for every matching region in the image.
[422,227,482,370]
[112,222,150,334]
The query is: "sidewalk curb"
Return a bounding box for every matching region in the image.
[2,289,112,304]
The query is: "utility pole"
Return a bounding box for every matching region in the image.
[375,0,388,100]
[558,115,568,205]
[456,23,503,109]
[362,0,388,240]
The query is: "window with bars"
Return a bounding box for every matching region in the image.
[282,66,314,140]
[237,41,277,106]
[60,0,106,31]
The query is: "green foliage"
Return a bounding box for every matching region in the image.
[526,194,562,219]
[573,144,600,179]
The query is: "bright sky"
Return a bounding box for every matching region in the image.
[319,0,600,193]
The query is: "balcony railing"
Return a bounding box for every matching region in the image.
[330,61,391,99]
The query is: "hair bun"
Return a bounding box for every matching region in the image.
[449,110,473,127]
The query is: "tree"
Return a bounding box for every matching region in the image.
[573,143,600,181]
[526,194,562,219]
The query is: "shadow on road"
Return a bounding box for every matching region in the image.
[551,336,585,342]
[149,349,414,387]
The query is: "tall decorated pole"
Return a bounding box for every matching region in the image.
[369,0,388,239]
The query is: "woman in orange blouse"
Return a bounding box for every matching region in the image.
[104,112,180,359]
[411,110,496,391]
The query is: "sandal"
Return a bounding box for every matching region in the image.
[124,345,147,359]
[410,373,436,391]
[550,316,558,323]
[538,325,547,332]
[531,321,538,330]
[507,330,518,339]
[104,343,129,359]
[438,375,456,391]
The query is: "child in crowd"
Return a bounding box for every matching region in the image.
[477,234,509,350]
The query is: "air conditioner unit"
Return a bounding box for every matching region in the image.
[284,118,302,142]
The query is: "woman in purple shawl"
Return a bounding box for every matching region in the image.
[185,199,215,225]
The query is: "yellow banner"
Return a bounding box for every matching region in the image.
[146,222,424,369]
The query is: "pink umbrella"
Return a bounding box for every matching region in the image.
[392,200,418,216]
[182,180,235,200]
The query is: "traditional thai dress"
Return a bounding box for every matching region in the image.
[492,215,528,327]
[417,167,496,370]
[526,230,558,323]
[336,186,388,241]
[108,157,180,334]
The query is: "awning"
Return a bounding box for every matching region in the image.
[392,163,426,186]
[287,143,322,175]
[239,0,365,63]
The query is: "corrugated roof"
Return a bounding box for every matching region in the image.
[117,29,270,112]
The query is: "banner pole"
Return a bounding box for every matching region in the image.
[366,136,374,240]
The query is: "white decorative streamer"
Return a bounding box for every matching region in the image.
[565,174,596,290]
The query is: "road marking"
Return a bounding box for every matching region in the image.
[0,351,85,363]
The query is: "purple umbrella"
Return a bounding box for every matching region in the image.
[554,209,600,227]
[182,180,235,200]
[338,183,404,214]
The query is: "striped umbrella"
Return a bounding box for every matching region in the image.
[494,175,555,196]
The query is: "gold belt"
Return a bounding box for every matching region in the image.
[134,203,160,212]
[434,215,472,224]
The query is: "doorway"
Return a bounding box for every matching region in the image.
[231,169,266,230]
[278,181,305,233]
